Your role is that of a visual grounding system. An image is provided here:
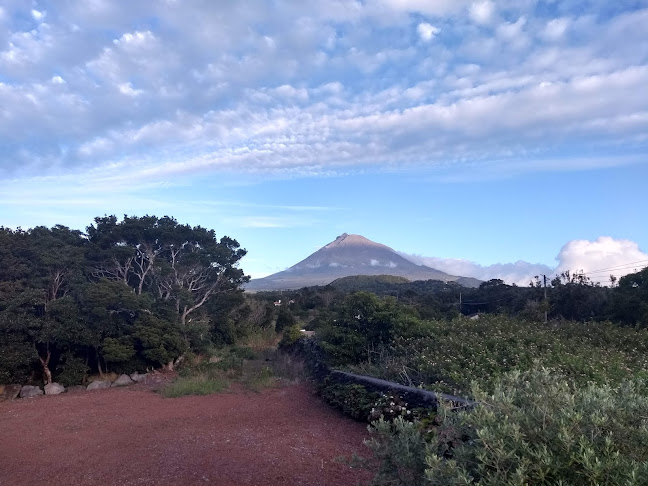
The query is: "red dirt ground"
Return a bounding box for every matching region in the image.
[0,381,371,486]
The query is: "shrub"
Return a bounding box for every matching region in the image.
[359,417,430,486]
[278,324,303,349]
[348,315,648,396]
[275,307,297,333]
[369,393,437,433]
[319,379,380,420]
[55,352,89,386]
[423,368,648,485]
[230,345,257,360]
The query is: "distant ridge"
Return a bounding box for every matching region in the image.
[246,233,481,291]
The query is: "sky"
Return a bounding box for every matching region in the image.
[1,0,647,285]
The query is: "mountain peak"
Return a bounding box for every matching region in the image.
[324,233,391,250]
[246,232,481,290]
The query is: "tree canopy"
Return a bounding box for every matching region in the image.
[0,216,249,384]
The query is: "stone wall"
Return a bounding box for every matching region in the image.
[295,338,474,412]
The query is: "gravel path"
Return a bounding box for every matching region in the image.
[0,382,370,486]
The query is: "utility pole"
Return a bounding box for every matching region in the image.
[543,274,548,323]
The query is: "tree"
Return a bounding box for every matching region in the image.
[0,216,250,383]
[275,306,297,333]
[87,215,249,327]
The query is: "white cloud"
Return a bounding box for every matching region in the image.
[497,16,527,41]
[401,253,552,286]
[379,0,469,16]
[401,237,648,286]
[543,18,570,41]
[556,237,648,283]
[118,82,142,97]
[469,1,495,25]
[417,23,440,42]
[31,9,44,22]
[0,1,645,186]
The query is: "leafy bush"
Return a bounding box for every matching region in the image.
[230,345,257,360]
[349,315,648,396]
[359,417,430,486]
[319,379,380,420]
[369,393,437,432]
[278,324,303,349]
[275,306,297,333]
[361,367,648,485]
[55,352,89,386]
[425,368,648,485]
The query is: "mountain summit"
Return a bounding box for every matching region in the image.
[246,233,481,290]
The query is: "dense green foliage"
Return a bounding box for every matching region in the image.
[361,368,648,486]
[285,274,648,486]
[266,269,648,326]
[318,379,380,420]
[351,314,648,396]
[0,216,250,385]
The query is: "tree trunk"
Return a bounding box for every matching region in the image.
[163,355,184,373]
[39,351,52,385]
[96,348,104,378]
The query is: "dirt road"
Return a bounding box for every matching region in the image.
[0,383,370,486]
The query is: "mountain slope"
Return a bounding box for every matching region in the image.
[246,233,481,290]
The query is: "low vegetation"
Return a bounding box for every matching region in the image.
[349,314,648,396]
[160,341,308,398]
[359,368,648,486]
[303,291,648,485]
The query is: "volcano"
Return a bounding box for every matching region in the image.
[246,233,481,290]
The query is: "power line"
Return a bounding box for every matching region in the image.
[578,259,648,276]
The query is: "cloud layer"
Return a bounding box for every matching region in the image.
[402,237,648,286]
[1,1,647,191]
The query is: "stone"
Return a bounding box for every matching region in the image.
[130,372,148,383]
[0,384,22,401]
[44,383,66,395]
[67,385,87,393]
[111,374,134,387]
[86,380,111,391]
[19,385,44,398]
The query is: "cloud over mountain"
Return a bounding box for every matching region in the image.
[401,237,648,286]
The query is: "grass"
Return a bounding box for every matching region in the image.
[160,373,228,398]
[269,351,307,383]
[160,340,308,397]
[240,364,276,392]
[237,327,282,351]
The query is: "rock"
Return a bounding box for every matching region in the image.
[111,374,134,387]
[67,385,87,393]
[86,380,111,391]
[130,372,148,383]
[19,385,44,398]
[0,384,22,401]
[44,383,66,395]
